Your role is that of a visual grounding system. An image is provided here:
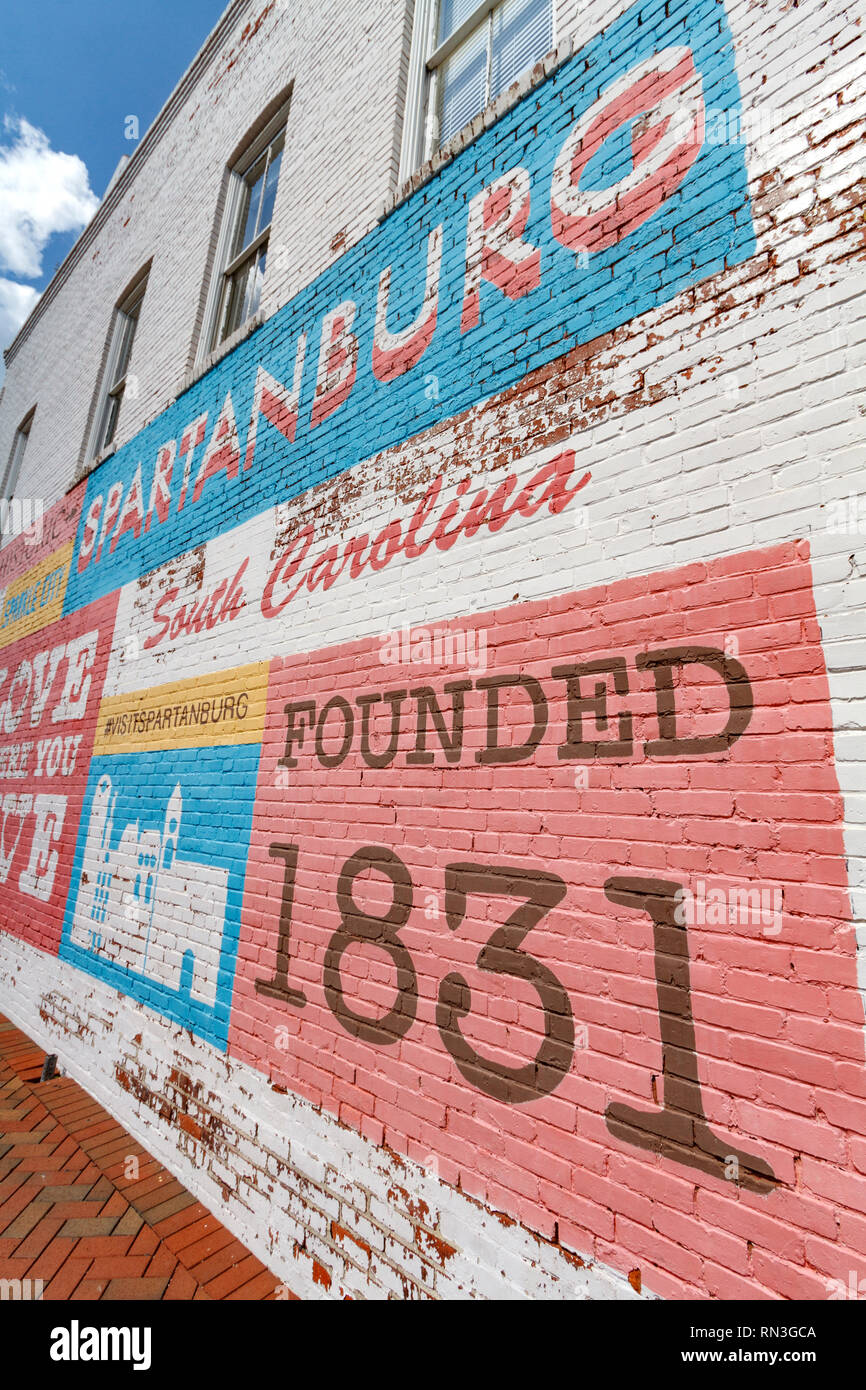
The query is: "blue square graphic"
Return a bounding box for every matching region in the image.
[60,743,261,1050]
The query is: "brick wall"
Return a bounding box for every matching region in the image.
[0,0,864,1299]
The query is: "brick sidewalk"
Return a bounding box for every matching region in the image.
[0,1014,294,1300]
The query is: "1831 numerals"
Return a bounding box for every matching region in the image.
[254,842,778,1190]
[256,842,573,1105]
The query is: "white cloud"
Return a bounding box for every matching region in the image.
[0,116,98,385]
[0,278,40,385]
[0,115,98,279]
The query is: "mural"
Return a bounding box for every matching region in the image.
[69,776,227,1006]
[229,542,854,1235]
[0,594,117,952]
[1,0,863,1302]
[0,492,82,650]
[58,663,266,1045]
[62,0,753,611]
[61,743,261,1048]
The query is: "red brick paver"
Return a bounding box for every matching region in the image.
[0,1014,296,1300]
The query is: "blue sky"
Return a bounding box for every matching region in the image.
[0,0,226,380]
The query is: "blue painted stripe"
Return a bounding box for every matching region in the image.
[64,0,753,614]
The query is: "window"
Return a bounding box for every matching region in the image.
[208,118,286,354]
[89,270,148,461]
[1,409,34,500]
[401,0,553,179]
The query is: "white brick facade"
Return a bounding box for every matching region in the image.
[0,0,865,1301]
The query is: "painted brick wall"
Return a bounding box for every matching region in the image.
[0,0,865,1301]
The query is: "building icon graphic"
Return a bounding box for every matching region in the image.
[70,774,227,1005]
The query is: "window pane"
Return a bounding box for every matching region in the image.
[110,311,137,388]
[231,183,253,260]
[438,0,483,43]
[218,244,268,344]
[237,153,267,254]
[2,429,28,500]
[258,140,283,234]
[99,389,123,454]
[220,261,250,342]
[438,22,489,144]
[237,259,256,329]
[491,0,552,99]
[214,276,232,345]
[245,246,267,322]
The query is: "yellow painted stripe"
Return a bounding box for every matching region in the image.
[93,662,269,754]
[0,541,74,649]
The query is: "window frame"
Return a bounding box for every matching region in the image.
[197,101,290,366]
[87,268,149,465]
[1,407,35,501]
[399,0,554,183]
